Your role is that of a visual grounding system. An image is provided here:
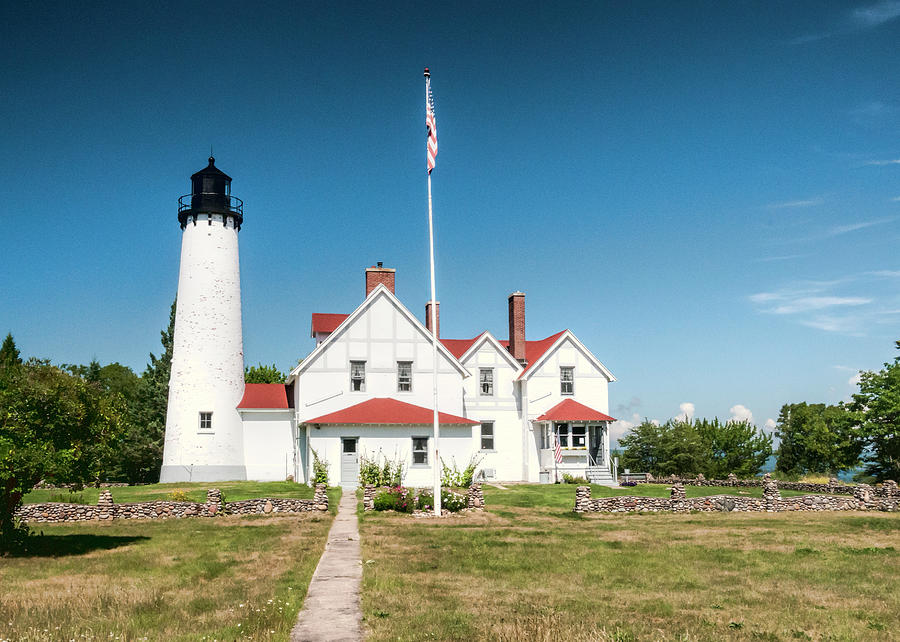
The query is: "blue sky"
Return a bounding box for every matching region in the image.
[1,1,898,442]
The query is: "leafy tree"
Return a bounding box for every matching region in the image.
[1,352,125,551]
[245,363,286,384]
[850,340,900,482]
[696,417,772,478]
[774,402,860,476]
[620,417,771,478]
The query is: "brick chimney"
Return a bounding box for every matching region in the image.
[365,262,395,296]
[508,291,525,363]
[425,301,440,338]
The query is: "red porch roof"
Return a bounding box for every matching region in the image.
[536,398,616,422]
[304,397,478,425]
[237,383,293,409]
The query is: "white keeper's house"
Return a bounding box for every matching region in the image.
[159,158,618,487]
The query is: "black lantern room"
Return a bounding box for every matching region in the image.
[178,156,243,229]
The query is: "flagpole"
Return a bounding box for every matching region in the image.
[425,68,441,517]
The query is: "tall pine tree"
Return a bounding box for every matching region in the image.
[118,300,176,483]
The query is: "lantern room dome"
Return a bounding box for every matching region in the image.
[178,156,243,229]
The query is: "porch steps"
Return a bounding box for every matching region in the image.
[586,465,617,487]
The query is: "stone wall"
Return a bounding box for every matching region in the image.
[574,482,899,514]
[634,473,900,498]
[16,485,328,524]
[362,483,485,512]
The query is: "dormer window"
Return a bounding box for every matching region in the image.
[479,368,494,396]
[560,367,574,395]
[350,361,366,392]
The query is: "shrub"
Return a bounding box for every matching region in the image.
[359,450,405,486]
[415,490,433,511]
[562,474,589,484]
[620,480,637,487]
[441,489,468,512]
[373,486,414,513]
[440,453,484,488]
[311,448,329,486]
[167,489,190,502]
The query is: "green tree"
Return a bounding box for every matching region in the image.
[850,340,900,482]
[244,363,286,384]
[619,419,708,476]
[122,299,177,483]
[695,417,772,478]
[1,353,125,551]
[0,333,21,370]
[774,402,860,476]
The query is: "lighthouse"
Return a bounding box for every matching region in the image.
[159,157,247,482]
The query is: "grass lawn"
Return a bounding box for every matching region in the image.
[360,483,899,641]
[2,483,343,641]
[24,481,341,513]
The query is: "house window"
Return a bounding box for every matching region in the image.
[560,367,574,395]
[412,437,428,466]
[479,368,494,396]
[480,422,495,450]
[350,361,366,391]
[572,425,586,448]
[556,422,569,447]
[397,361,412,392]
[199,411,213,431]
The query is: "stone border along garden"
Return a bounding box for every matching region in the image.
[362,482,485,514]
[631,471,864,494]
[15,484,329,523]
[575,479,900,514]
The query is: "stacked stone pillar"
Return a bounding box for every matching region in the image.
[205,488,224,515]
[313,483,328,511]
[467,483,484,510]
[574,486,591,513]
[97,489,115,520]
[763,480,780,512]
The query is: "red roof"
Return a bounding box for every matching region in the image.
[304,397,478,425]
[440,336,481,359]
[237,383,292,409]
[310,313,349,336]
[536,398,616,422]
[498,330,566,377]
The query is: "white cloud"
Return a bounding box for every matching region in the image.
[675,402,695,422]
[766,197,824,209]
[764,418,777,431]
[852,0,900,28]
[848,372,862,386]
[863,158,900,166]
[609,413,640,445]
[650,419,660,426]
[823,218,894,238]
[756,253,809,263]
[769,296,871,315]
[729,404,754,424]
[892,196,900,202]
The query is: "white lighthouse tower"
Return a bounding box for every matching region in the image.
[160,157,247,482]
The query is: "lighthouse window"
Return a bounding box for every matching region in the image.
[350,361,366,392]
[199,412,213,431]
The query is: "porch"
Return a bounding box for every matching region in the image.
[534,399,618,486]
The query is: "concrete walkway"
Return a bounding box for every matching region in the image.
[290,490,363,642]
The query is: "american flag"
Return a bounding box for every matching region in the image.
[425,70,437,174]
[554,432,563,464]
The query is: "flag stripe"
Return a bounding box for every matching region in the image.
[426,76,437,174]
[554,432,563,464]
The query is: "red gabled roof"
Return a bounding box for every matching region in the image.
[440,336,482,359]
[310,313,349,336]
[237,383,293,409]
[536,398,616,422]
[498,330,567,377]
[304,397,478,425]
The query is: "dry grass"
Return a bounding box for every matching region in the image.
[359,485,899,641]
[0,512,334,641]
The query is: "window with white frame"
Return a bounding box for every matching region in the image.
[554,422,588,449]
[412,436,428,465]
[560,366,574,395]
[350,361,366,391]
[572,425,586,448]
[480,421,495,450]
[479,368,494,396]
[199,411,213,431]
[397,361,412,392]
[556,422,569,447]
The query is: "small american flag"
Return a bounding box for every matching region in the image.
[554,432,563,464]
[425,70,437,174]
